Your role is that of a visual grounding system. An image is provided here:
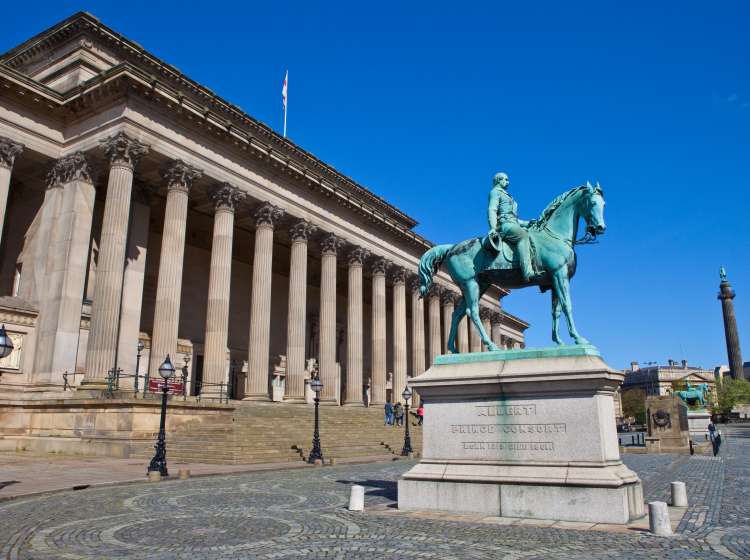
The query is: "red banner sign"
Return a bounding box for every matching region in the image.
[148,378,184,395]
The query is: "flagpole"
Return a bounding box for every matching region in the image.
[283,105,287,138]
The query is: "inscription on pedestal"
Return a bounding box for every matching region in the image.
[437,400,572,458]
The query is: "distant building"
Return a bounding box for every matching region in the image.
[622,360,717,401]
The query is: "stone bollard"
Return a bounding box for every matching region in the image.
[178,469,191,480]
[328,457,337,466]
[671,481,688,507]
[148,471,161,482]
[648,501,672,536]
[348,485,365,511]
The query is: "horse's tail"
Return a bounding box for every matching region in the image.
[418,244,453,297]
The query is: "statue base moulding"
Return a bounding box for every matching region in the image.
[398,346,645,524]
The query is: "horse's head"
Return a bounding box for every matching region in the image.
[581,181,606,236]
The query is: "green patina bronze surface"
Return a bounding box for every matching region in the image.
[419,173,606,351]
[433,344,601,365]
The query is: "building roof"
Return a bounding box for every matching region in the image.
[0,12,423,234]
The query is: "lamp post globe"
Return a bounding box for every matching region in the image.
[148,354,174,477]
[401,385,414,457]
[0,325,14,359]
[158,355,176,379]
[308,376,324,464]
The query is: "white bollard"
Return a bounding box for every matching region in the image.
[670,481,688,507]
[648,501,672,536]
[348,485,365,511]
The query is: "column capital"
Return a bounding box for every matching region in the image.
[426,283,442,299]
[209,182,246,212]
[163,160,202,193]
[101,132,149,169]
[347,246,371,267]
[408,275,422,294]
[289,219,317,242]
[0,137,23,169]
[320,232,345,256]
[441,289,458,305]
[47,152,93,188]
[254,202,285,229]
[479,307,493,321]
[490,311,503,325]
[390,266,407,285]
[370,257,391,276]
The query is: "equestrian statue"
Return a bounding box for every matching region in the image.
[675,382,710,409]
[418,172,606,352]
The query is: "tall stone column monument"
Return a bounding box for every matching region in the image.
[718,267,744,379]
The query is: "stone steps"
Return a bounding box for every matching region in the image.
[148,401,422,464]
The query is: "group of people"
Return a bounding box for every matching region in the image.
[384,400,425,426]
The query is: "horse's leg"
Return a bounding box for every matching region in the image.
[552,270,589,345]
[551,289,563,345]
[465,279,499,352]
[448,296,465,354]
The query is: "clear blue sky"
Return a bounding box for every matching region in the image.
[5,1,748,370]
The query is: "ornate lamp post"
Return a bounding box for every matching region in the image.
[308,376,324,464]
[148,355,175,477]
[134,340,145,393]
[0,325,14,359]
[401,386,413,456]
[182,354,191,399]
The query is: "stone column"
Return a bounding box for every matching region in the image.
[148,160,202,378]
[245,203,284,399]
[410,276,426,377]
[116,190,150,379]
[718,269,744,379]
[33,153,95,383]
[319,233,344,403]
[85,132,148,384]
[0,138,23,250]
[479,308,493,352]
[458,314,469,353]
[202,184,245,397]
[441,290,455,354]
[343,246,369,405]
[427,285,441,365]
[490,312,503,348]
[370,257,390,404]
[285,219,317,401]
[391,267,407,403]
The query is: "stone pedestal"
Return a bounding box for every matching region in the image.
[687,410,711,436]
[398,346,645,524]
[646,396,690,452]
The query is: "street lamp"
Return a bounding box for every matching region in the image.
[0,325,14,359]
[134,340,145,393]
[401,386,413,456]
[148,355,175,477]
[307,376,324,464]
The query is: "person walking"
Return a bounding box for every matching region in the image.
[384,401,394,426]
[708,421,721,456]
[417,403,425,426]
[393,402,404,427]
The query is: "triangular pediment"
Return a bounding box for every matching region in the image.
[0,13,123,93]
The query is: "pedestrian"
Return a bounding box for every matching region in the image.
[394,402,404,426]
[384,400,394,425]
[708,421,721,456]
[417,402,425,426]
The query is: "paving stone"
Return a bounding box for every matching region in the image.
[0,425,747,559]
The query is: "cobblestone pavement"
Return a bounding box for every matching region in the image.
[0,425,747,559]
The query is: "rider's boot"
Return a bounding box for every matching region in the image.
[518,239,537,282]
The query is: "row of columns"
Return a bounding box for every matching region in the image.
[0,133,518,403]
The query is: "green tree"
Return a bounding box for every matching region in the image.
[715,378,750,415]
[621,388,647,424]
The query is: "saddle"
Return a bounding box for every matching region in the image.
[480,231,539,273]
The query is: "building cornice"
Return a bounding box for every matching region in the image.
[0,12,419,231]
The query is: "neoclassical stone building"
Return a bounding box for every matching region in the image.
[0,13,527,422]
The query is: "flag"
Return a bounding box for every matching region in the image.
[282,70,288,137]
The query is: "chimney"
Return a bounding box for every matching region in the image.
[681,359,687,369]
[630,361,639,372]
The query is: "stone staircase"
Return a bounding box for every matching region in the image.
[130,401,422,465]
